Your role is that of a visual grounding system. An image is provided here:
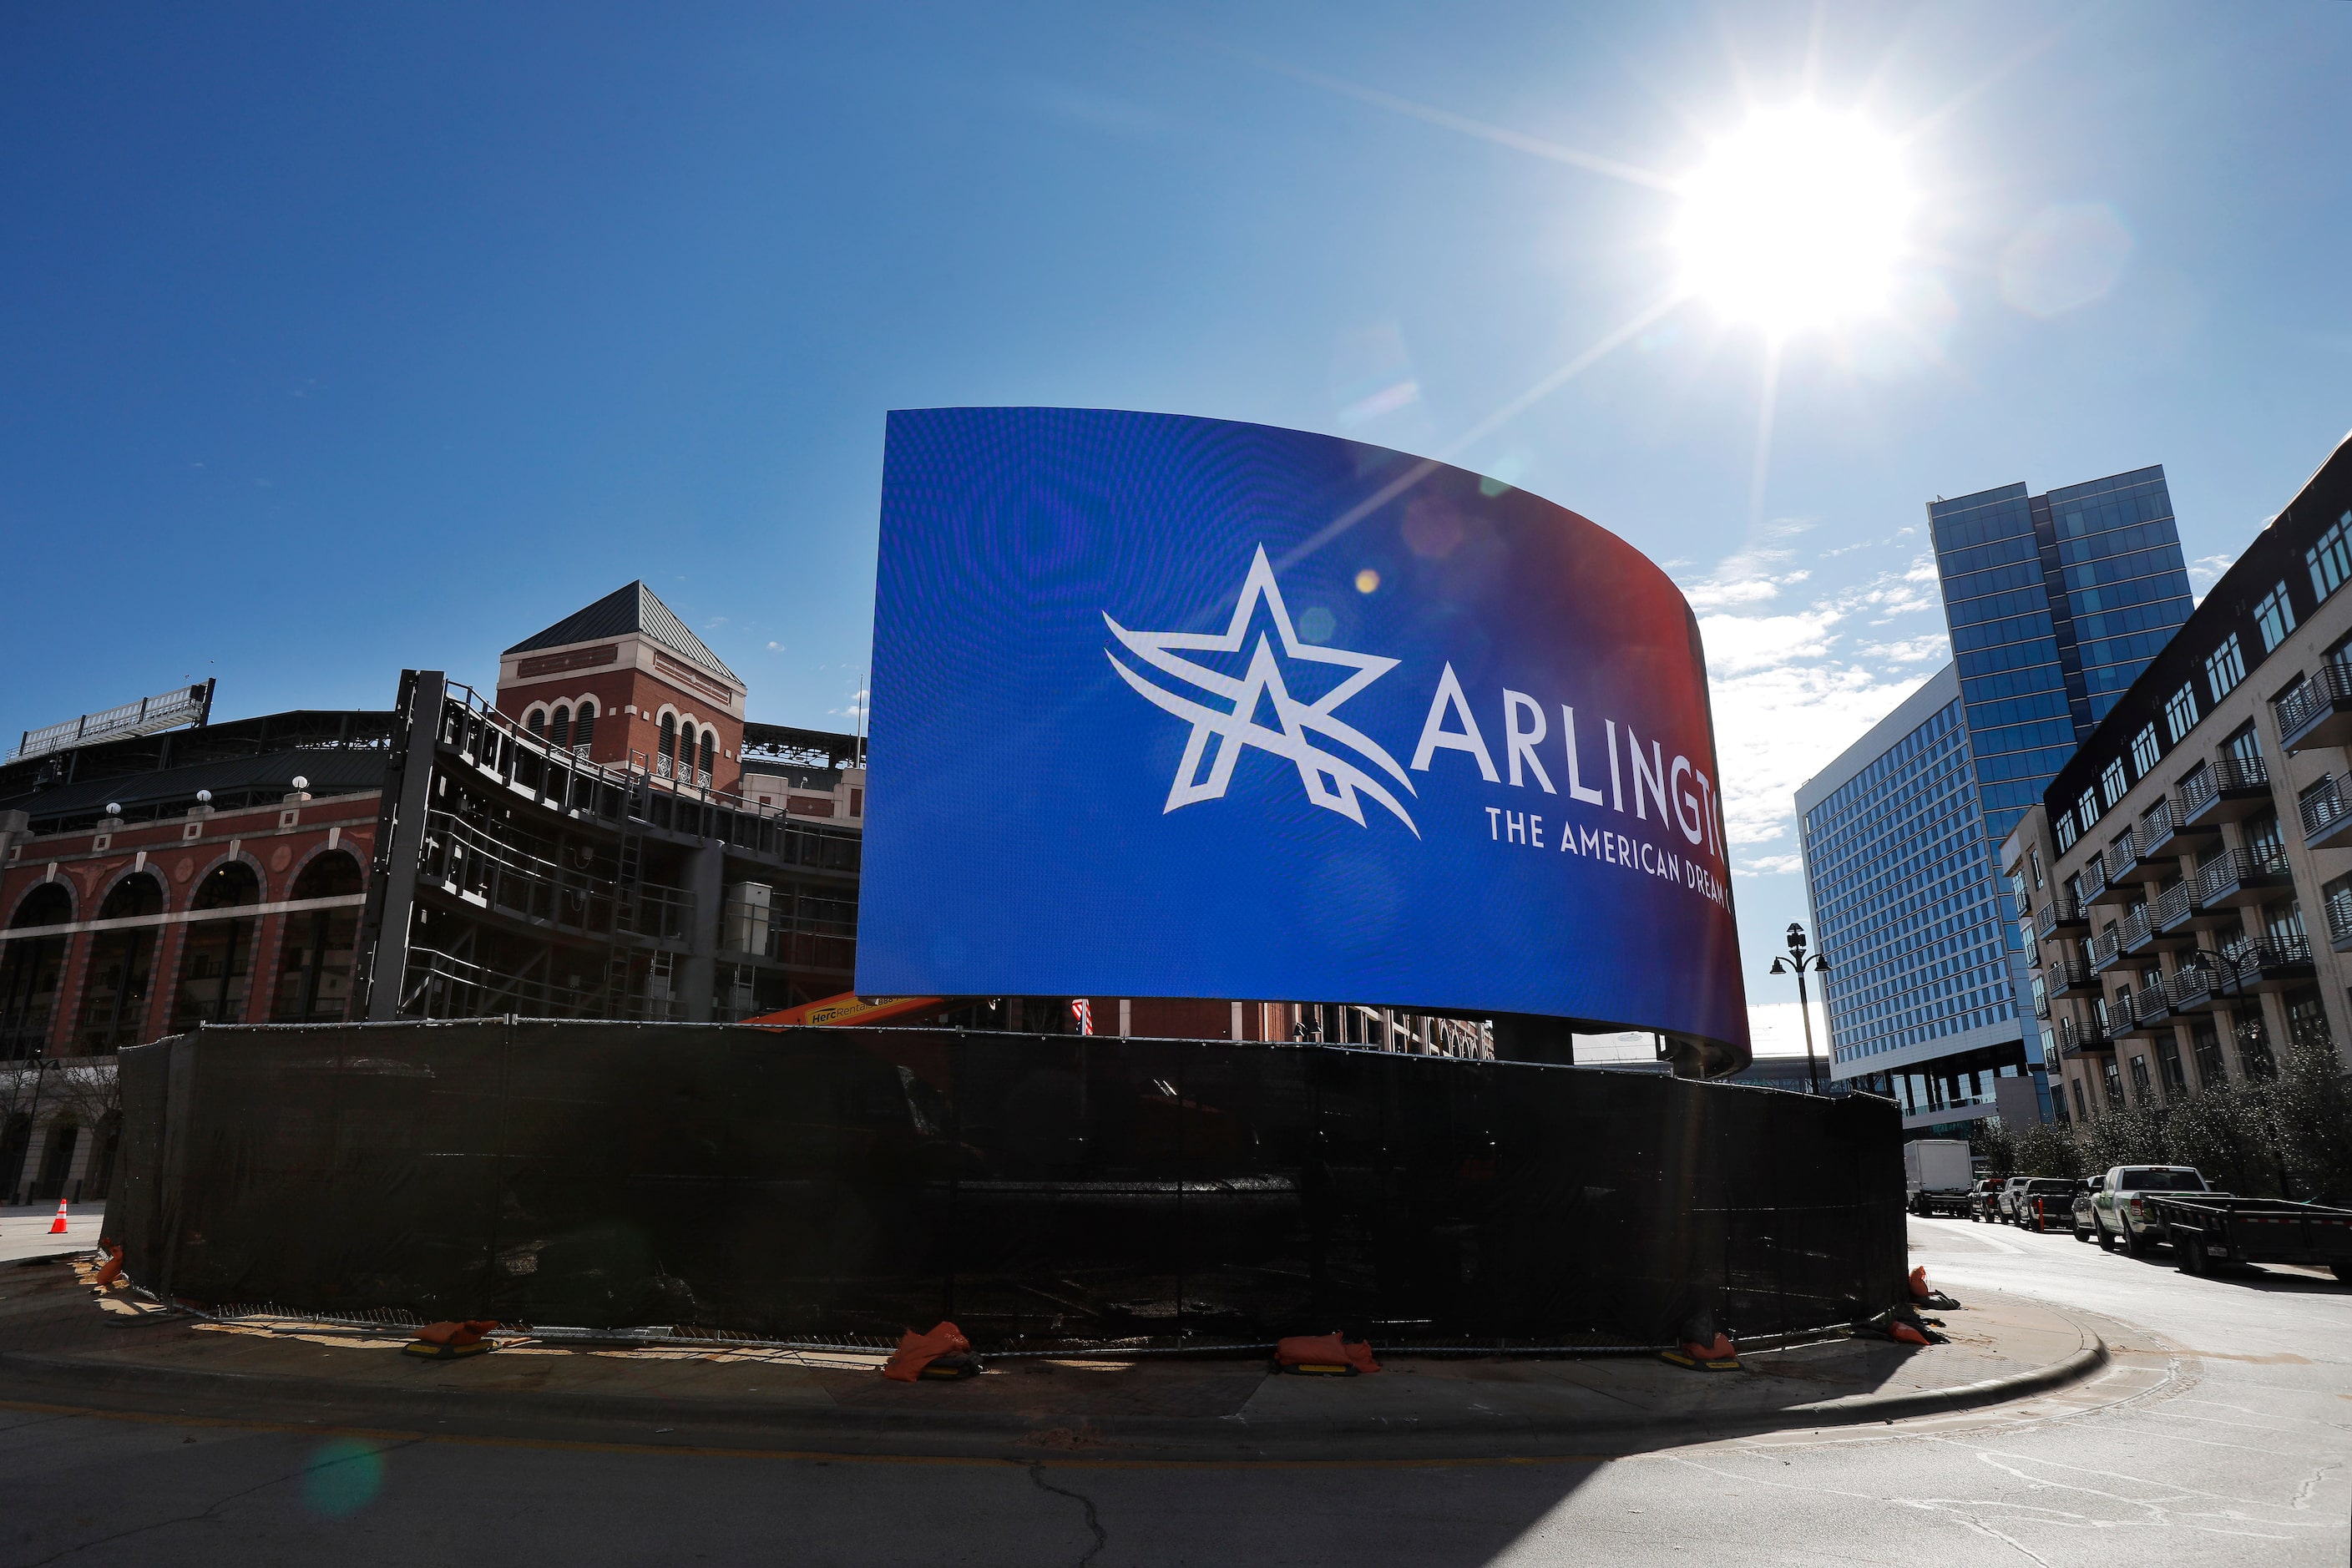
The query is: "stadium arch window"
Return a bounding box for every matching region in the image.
[550,704,572,751]
[78,873,166,1052]
[274,852,364,1024]
[659,712,678,773]
[525,707,546,737]
[2205,633,2246,703]
[174,862,262,1030]
[2308,510,2352,604]
[699,728,716,780]
[574,701,597,751]
[2254,581,2297,653]
[2163,681,2198,745]
[0,882,74,1061]
[8,883,72,930]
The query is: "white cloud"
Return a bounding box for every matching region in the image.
[1694,551,1949,854]
[2188,552,2234,603]
[1736,852,1805,877]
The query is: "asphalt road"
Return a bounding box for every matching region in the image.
[3,1216,2346,1566]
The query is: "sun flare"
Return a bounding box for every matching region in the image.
[1673,104,1914,337]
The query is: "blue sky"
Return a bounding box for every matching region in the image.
[5,3,2349,1049]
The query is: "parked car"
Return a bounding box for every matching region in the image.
[1995,1176,2037,1223]
[2072,1176,2103,1242]
[2013,1177,2082,1232]
[1970,1178,2006,1222]
[2092,1165,2213,1255]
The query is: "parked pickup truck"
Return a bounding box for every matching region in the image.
[2092,1165,2215,1255]
[2011,1178,2082,1232]
[2150,1194,2352,1280]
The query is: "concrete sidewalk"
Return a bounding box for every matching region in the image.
[0,1254,2107,1459]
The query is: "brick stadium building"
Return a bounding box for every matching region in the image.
[0,581,1503,1207]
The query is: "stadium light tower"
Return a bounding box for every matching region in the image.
[1768,922,1830,1095]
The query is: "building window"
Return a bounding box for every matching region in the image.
[2129,723,2159,778]
[271,852,363,1024]
[2157,1039,2187,1096]
[2309,509,2352,604]
[2285,985,2331,1060]
[2191,1019,2226,1088]
[172,862,262,1030]
[2101,1057,2123,1107]
[659,713,677,764]
[2164,681,2198,745]
[76,874,164,1052]
[2127,1054,2152,1101]
[525,709,545,737]
[2225,721,2263,771]
[550,705,571,750]
[2070,1078,2087,1119]
[2056,812,2078,852]
[2076,787,2100,832]
[2030,847,2044,888]
[2254,581,2298,653]
[2205,633,2246,702]
[699,729,716,779]
[574,701,596,751]
[2100,757,2127,807]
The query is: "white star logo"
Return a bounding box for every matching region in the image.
[1104,545,1419,835]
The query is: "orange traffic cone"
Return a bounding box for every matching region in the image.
[48,1199,68,1235]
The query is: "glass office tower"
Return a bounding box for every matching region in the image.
[1928,467,2194,848]
[1797,467,2193,1130]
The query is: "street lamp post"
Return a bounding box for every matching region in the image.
[1769,922,1830,1095]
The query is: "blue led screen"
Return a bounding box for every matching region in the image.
[856,408,1750,1050]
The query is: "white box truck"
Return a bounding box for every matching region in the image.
[1904,1139,1974,1218]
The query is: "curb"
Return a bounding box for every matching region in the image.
[0,1328,2113,1459]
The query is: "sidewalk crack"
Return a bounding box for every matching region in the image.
[1027,1459,1108,1567]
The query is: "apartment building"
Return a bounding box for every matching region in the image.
[2002,432,2352,1120]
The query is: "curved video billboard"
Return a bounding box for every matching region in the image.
[857,407,1749,1054]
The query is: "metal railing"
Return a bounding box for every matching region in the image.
[2151,882,2191,931]
[2300,776,2351,842]
[2086,928,2122,969]
[2056,1014,2112,1053]
[2179,754,2270,819]
[2043,956,2094,993]
[2228,935,2314,981]
[9,682,213,763]
[2137,797,2177,853]
[2273,660,2352,740]
[2190,844,2292,904]
[2036,893,2084,938]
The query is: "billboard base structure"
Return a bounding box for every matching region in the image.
[109,1022,1903,1349]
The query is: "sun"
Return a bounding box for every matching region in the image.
[1672,104,1914,337]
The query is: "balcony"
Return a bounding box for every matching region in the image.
[2168,960,2228,1014]
[2179,756,2274,827]
[2299,776,2352,852]
[2043,956,2097,998]
[2116,907,2157,959]
[2226,936,2316,994]
[2329,881,2352,953]
[2112,822,2167,880]
[2189,844,2295,911]
[2111,985,2172,1039]
[2036,894,2090,938]
[2056,1013,2114,1057]
[2149,881,2196,938]
[2086,926,2125,974]
[2274,662,2352,754]
[2136,795,2212,857]
[2085,852,2139,908]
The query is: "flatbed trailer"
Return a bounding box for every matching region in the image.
[2148,1194,2352,1279]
